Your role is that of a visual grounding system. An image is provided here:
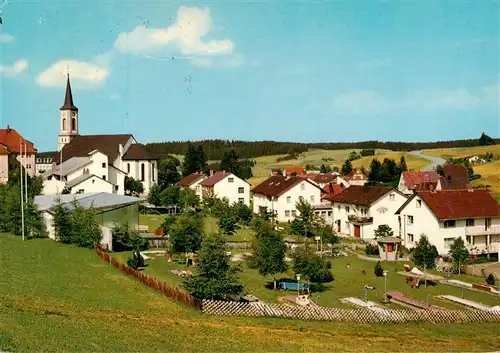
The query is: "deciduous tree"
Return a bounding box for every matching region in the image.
[448,237,469,274]
[411,234,438,270]
[341,159,353,176]
[374,224,394,238]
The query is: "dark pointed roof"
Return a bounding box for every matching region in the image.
[60,74,78,111]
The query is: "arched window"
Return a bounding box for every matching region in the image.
[71,118,76,131]
[152,163,155,182]
[140,163,145,181]
[127,163,130,174]
[62,118,66,130]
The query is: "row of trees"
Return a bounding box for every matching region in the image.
[144,133,497,161]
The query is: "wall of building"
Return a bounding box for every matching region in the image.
[42,178,66,195]
[108,167,125,195]
[124,159,157,195]
[15,153,36,177]
[0,154,8,184]
[212,174,251,206]
[70,177,113,194]
[88,152,109,181]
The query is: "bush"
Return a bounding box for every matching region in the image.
[127,249,145,270]
[374,261,384,277]
[112,224,148,252]
[486,273,496,286]
[365,243,379,256]
[325,260,332,269]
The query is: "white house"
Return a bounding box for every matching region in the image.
[396,189,500,256]
[177,172,208,200]
[343,169,368,186]
[200,171,250,206]
[34,192,146,251]
[330,185,408,240]
[40,74,158,196]
[252,175,325,222]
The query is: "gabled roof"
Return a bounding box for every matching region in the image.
[200,171,233,187]
[66,173,112,188]
[59,134,133,163]
[48,157,91,178]
[397,190,500,220]
[284,167,305,176]
[122,143,157,161]
[401,171,440,190]
[0,127,37,154]
[177,172,207,187]
[252,175,322,198]
[330,185,399,206]
[321,183,347,200]
[439,164,472,190]
[344,169,367,181]
[34,193,146,213]
[305,173,337,183]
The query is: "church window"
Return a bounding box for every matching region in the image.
[141,163,145,181]
[152,163,155,181]
[127,163,130,174]
[71,118,76,131]
[62,118,66,130]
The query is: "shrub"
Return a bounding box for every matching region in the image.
[113,223,148,252]
[127,249,145,270]
[325,260,332,269]
[365,243,380,256]
[374,261,384,277]
[486,273,496,286]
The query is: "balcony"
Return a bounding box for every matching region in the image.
[467,242,499,256]
[465,225,500,235]
[348,215,373,224]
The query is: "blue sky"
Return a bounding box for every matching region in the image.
[0,1,498,152]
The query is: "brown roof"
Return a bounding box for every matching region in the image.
[344,169,367,181]
[122,143,157,160]
[402,171,440,190]
[305,173,337,183]
[177,172,206,187]
[284,167,305,176]
[0,127,37,154]
[439,164,472,190]
[252,175,322,197]
[330,185,396,206]
[412,190,500,220]
[200,171,232,187]
[414,181,439,192]
[60,75,78,111]
[321,183,346,199]
[60,134,132,163]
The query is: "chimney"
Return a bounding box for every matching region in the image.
[209,169,214,176]
[6,125,11,132]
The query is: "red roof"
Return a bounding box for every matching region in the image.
[0,127,37,154]
[284,167,305,176]
[252,175,322,197]
[344,169,367,181]
[401,171,440,190]
[305,173,337,183]
[177,172,206,187]
[414,190,500,220]
[330,185,395,206]
[0,144,9,155]
[321,183,346,199]
[439,164,472,190]
[200,171,232,187]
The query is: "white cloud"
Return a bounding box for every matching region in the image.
[36,59,109,88]
[355,58,392,70]
[0,59,28,77]
[329,85,498,115]
[0,33,14,43]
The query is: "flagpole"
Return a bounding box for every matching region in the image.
[24,142,28,202]
[20,139,25,241]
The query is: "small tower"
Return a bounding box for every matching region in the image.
[58,73,79,152]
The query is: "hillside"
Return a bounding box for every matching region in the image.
[1,233,499,352]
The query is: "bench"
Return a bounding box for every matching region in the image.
[138,225,149,233]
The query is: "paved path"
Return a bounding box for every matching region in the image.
[408,150,447,171]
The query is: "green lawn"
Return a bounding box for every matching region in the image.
[2,233,500,352]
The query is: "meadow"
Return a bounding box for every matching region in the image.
[2,233,500,352]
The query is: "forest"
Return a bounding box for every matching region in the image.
[144,134,498,160]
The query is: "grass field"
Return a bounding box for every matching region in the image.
[422,145,500,159]
[2,233,500,352]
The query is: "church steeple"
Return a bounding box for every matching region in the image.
[60,74,78,111]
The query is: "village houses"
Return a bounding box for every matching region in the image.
[198,171,251,206]
[396,189,500,256]
[177,172,208,200]
[0,126,37,184]
[398,164,472,195]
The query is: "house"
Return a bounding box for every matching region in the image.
[343,169,368,186]
[200,171,250,206]
[468,156,486,165]
[252,175,324,222]
[284,166,305,176]
[304,173,338,188]
[36,151,59,176]
[40,74,158,196]
[0,125,37,182]
[34,192,146,251]
[398,171,440,195]
[177,172,208,199]
[322,182,347,200]
[437,164,472,190]
[396,189,500,255]
[330,185,408,239]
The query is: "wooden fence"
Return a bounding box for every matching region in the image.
[94,245,200,309]
[201,300,500,324]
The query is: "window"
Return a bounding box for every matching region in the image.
[127,163,130,174]
[328,211,332,217]
[238,187,244,194]
[115,185,119,191]
[291,210,297,217]
[466,236,472,245]
[407,215,414,225]
[77,189,84,194]
[62,118,66,130]
[102,175,106,181]
[310,195,315,203]
[444,238,455,249]
[389,194,395,201]
[102,162,106,168]
[345,206,350,213]
[140,163,145,181]
[196,185,201,192]
[71,118,76,131]
[466,219,475,227]
[444,220,456,228]
[408,233,414,243]
[152,163,155,182]
[228,177,234,183]
[299,196,304,202]
[416,199,422,208]
[345,221,349,229]
[300,183,305,190]
[361,208,367,215]
[286,196,291,203]
[27,164,31,169]
[92,179,95,184]
[238,198,244,204]
[285,210,290,217]
[321,211,326,216]
[337,205,341,211]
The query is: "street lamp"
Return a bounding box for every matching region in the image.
[382,270,389,303]
[315,236,320,251]
[296,274,301,298]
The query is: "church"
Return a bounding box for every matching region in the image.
[40,75,158,196]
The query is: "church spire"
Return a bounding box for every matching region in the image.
[60,73,78,111]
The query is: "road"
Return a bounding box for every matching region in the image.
[408,150,447,171]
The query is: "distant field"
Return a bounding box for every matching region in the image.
[422,145,500,159]
[472,160,500,199]
[351,152,428,172]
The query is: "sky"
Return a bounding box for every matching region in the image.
[0,0,499,152]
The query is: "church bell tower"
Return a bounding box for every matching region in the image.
[58,73,79,152]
